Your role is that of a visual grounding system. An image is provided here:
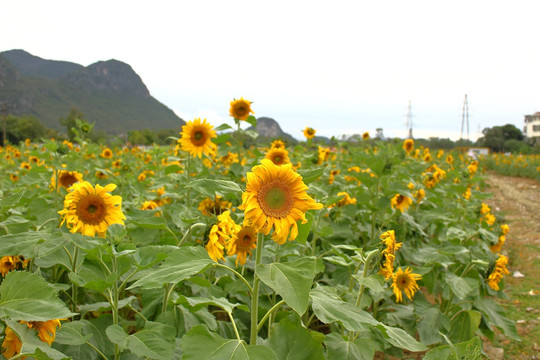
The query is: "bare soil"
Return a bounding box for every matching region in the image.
[484,172,540,360]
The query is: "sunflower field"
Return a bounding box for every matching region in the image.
[0,103,518,360]
[479,152,540,182]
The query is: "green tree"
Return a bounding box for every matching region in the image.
[5,115,49,144]
[477,124,525,152]
[59,107,85,141]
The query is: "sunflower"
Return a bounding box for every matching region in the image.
[0,256,21,277]
[141,200,159,210]
[330,191,356,208]
[391,267,422,303]
[500,224,510,235]
[51,170,84,191]
[362,132,370,140]
[490,235,505,253]
[205,211,238,262]
[391,194,412,213]
[229,98,254,121]
[58,181,126,237]
[413,188,425,203]
[379,230,402,280]
[100,148,113,159]
[265,147,290,166]
[239,159,323,245]
[487,254,509,291]
[303,127,316,140]
[27,319,62,345]
[95,170,109,180]
[9,173,19,182]
[1,326,22,359]
[179,118,217,158]
[198,196,232,217]
[227,225,257,265]
[271,139,286,149]
[403,139,414,153]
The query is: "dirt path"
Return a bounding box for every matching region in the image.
[484,172,540,359]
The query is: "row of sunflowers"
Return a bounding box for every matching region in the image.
[479,152,540,181]
[0,98,517,359]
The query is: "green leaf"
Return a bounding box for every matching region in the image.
[448,310,481,343]
[0,271,75,321]
[6,320,71,360]
[256,257,317,315]
[178,296,249,314]
[423,336,483,360]
[128,213,171,230]
[246,115,257,127]
[474,298,519,340]
[215,123,233,131]
[55,321,94,345]
[181,324,278,360]
[185,178,243,197]
[128,246,214,289]
[352,274,385,293]
[377,324,428,352]
[295,212,313,245]
[0,190,25,214]
[324,333,375,360]
[78,296,136,313]
[445,273,477,300]
[417,307,449,345]
[213,133,231,145]
[310,287,379,331]
[297,167,326,185]
[107,322,176,360]
[264,316,324,360]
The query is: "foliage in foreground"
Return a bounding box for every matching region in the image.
[0,124,518,359]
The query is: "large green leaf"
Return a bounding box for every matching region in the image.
[297,167,326,185]
[128,246,214,289]
[0,271,75,321]
[6,320,70,360]
[181,324,279,360]
[178,296,249,314]
[310,287,379,331]
[417,307,449,345]
[474,298,519,340]
[324,333,375,360]
[256,257,317,315]
[376,324,428,352]
[54,321,93,346]
[423,336,483,360]
[106,322,176,360]
[445,273,477,300]
[185,178,243,196]
[0,190,25,214]
[264,316,324,360]
[448,310,481,343]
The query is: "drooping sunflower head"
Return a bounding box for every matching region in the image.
[51,170,83,191]
[58,181,126,237]
[198,196,232,217]
[227,225,258,265]
[303,127,316,140]
[403,139,414,153]
[27,319,62,345]
[229,98,254,121]
[1,326,22,359]
[391,267,422,303]
[239,159,323,244]
[265,147,290,166]
[390,194,412,213]
[179,118,217,158]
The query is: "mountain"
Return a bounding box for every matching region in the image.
[0,50,183,134]
[248,117,296,143]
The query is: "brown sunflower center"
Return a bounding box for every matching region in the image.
[396,195,404,205]
[59,173,78,188]
[257,180,294,218]
[273,156,282,164]
[398,275,409,288]
[236,228,257,250]
[235,106,247,117]
[76,194,107,225]
[192,129,207,146]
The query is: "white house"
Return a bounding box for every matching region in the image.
[524,112,540,143]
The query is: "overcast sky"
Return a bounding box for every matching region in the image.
[1,0,539,141]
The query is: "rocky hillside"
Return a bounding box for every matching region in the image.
[249,117,296,142]
[0,50,183,133]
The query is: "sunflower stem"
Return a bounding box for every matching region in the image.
[257,299,285,332]
[250,232,264,345]
[349,249,379,341]
[228,311,242,342]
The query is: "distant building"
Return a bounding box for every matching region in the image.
[524,112,540,143]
